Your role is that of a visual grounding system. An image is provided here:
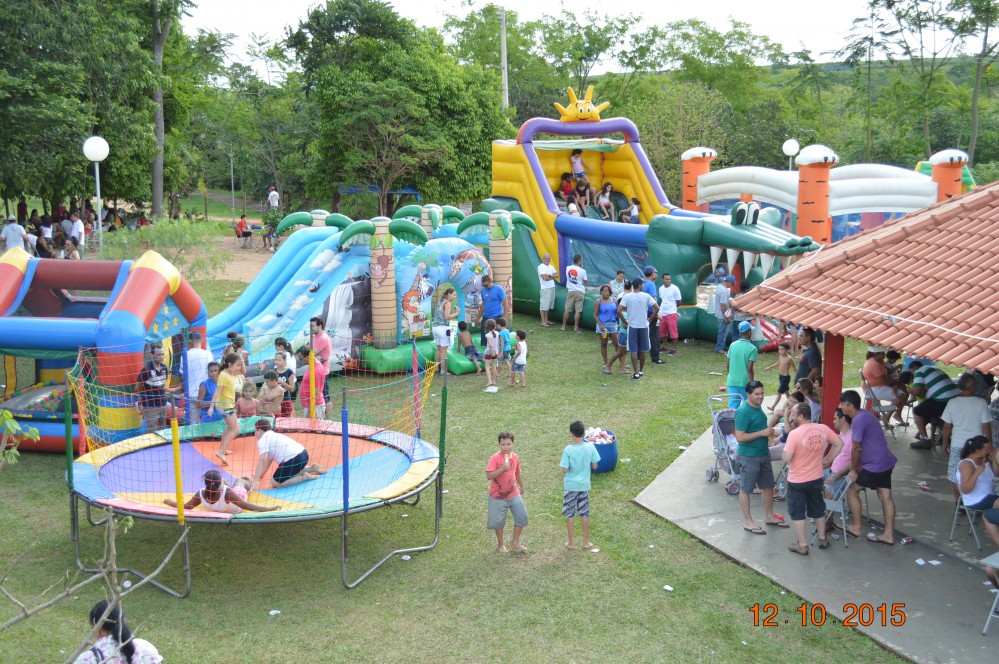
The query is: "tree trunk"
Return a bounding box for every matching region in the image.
[151,3,173,220]
[969,33,989,165]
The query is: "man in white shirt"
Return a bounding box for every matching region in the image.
[617,278,659,380]
[267,186,280,211]
[1,215,27,252]
[183,331,213,423]
[658,272,682,356]
[70,211,85,255]
[561,253,588,332]
[537,253,557,327]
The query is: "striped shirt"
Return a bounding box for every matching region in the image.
[914,366,960,402]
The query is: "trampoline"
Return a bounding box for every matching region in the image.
[71,418,439,523]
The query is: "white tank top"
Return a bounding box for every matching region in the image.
[958,458,995,506]
[200,485,245,514]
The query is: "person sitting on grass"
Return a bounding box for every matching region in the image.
[73,600,162,664]
[250,418,327,489]
[164,470,277,514]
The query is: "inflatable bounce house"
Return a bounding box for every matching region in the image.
[0,248,207,452]
[208,206,535,378]
[489,87,973,342]
[685,146,974,244]
[488,86,818,341]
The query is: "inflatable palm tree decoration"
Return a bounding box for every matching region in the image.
[457,211,536,322]
[339,216,428,349]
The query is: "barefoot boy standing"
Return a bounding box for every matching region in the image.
[485,432,528,553]
[560,420,601,550]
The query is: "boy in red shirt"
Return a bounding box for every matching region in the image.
[485,432,528,553]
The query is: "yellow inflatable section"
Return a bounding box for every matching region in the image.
[491,139,673,273]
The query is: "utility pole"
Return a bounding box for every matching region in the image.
[500,7,509,110]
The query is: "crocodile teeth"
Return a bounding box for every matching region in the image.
[779,255,791,269]
[742,251,757,274]
[710,246,723,274]
[726,248,740,273]
[759,253,775,277]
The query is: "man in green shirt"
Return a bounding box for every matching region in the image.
[735,381,787,534]
[726,321,758,408]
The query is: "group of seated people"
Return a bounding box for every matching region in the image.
[553,173,640,223]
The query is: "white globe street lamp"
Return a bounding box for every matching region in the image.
[782,138,800,171]
[82,136,109,251]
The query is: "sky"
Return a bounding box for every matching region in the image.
[185,0,873,76]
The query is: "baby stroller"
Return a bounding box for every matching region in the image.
[707,394,744,495]
[706,394,789,499]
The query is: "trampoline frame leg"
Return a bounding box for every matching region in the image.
[340,474,443,589]
[70,493,193,599]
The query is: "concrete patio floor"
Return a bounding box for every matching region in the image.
[635,417,999,664]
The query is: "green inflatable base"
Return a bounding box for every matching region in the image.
[357,340,481,376]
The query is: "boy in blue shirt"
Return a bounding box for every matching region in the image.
[497,317,513,379]
[560,420,601,549]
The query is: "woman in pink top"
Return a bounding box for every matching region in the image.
[823,408,854,497]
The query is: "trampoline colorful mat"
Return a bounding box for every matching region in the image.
[72,421,438,521]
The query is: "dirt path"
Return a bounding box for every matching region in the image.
[191,232,273,284]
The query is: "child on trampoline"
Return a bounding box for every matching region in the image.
[164,470,277,514]
[250,418,327,489]
[207,352,246,465]
[257,370,285,417]
[273,351,297,418]
[485,431,528,553]
[236,382,260,418]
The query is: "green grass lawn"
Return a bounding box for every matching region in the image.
[0,315,901,662]
[176,190,265,222]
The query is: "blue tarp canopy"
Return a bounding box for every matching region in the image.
[337,184,421,201]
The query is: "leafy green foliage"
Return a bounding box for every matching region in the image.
[98,219,232,279]
[0,408,38,470]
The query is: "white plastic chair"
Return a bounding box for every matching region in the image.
[860,370,898,440]
[949,490,983,551]
[812,477,853,549]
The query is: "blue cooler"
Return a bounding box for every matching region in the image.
[589,430,618,474]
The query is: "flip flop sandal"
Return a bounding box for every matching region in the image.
[744,526,767,535]
[766,520,790,528]
[867,533,894,545]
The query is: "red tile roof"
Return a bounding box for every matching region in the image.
[732,181,999,373]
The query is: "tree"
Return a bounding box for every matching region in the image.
[323,79,446,216]
[286,0,408,87]
[617,81,731,202]
[785,50,836,141]
[538,11,637,93]
[149,0,191,219]
[952,0,999,162]
[836,8,898,161]
[444,4,563,123]
[867,0,968,157]
[658,18,787,112]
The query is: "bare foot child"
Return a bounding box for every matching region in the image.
[485,432,528,553]
[560,420,600,549]
[257,370,285,417]
[764,342,796,412]
[164,470,277,513]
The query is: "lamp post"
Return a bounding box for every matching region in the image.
[82,136,109,251]
[782,138,800,171]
